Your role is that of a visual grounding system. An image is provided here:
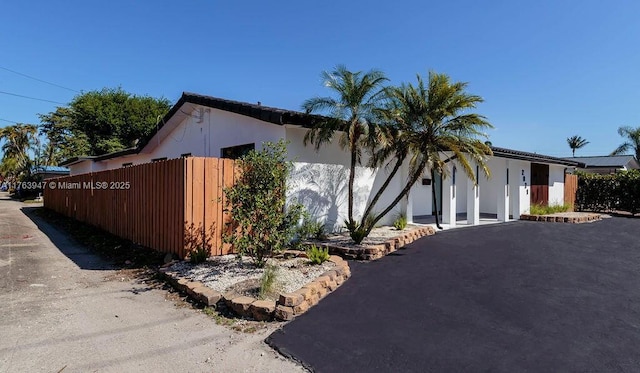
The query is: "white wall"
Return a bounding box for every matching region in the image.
[548,164,565,206]
[286,127,404,231]
[509,160,531,217]
[411,176,432,216]
[479,158,504,215]
[143,107,286,160]
[454,162,468,214]
[69,160,108,175]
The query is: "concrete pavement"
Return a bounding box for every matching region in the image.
[0,193,304,373]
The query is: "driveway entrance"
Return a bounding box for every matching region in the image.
[268,218,640,372]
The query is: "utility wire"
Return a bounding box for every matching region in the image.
[0,66,79,93]
[0,90,66,105]
[0,118,20,124]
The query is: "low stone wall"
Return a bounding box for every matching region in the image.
[311,226,436,261]
[159,255,351,321]
[520,213,602,223]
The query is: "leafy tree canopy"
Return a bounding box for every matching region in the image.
[39,87,171,159]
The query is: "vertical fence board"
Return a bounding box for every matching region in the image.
[564,174,578,211]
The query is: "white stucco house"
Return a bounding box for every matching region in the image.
[61,92,582,231]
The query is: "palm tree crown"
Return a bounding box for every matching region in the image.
[0,124,39,180]
[392,72,493,183]
[302,65,389,225]
[611,126,640,161]
[567,135,589,157]
[360,71,493,236]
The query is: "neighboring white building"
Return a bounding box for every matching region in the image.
[61,92,582,231]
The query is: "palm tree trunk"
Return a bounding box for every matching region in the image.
[431,169,442,229]
[347,142,357,225]
[364,159,428,236]
[359,156,404,226]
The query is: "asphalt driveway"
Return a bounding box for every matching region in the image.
[268,217,640,372]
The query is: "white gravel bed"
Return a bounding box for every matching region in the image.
[321,224,422,248]
[168,254,335,294]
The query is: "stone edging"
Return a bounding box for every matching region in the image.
[158,254,351,322]
[520,213,602,223]
[309,226,436,261]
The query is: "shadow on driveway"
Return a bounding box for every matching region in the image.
[20,206,115,271]
[268,218,640,372]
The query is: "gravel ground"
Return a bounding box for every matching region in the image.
[320,224,423,247]
[168,255,335,294]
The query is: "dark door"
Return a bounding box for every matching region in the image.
[530,163,549,205]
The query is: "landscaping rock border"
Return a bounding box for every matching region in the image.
[520,213,602,223]
[158,255,351,322]
[309,226,436,260]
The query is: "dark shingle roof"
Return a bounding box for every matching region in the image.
[564,155,638,168]
[491,147,582,167]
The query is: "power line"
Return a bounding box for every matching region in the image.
[0,118,20,124]
[0,66,79,93]
[0,90,66,105]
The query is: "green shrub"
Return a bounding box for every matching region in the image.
[345,213,376,244]
[189,245,210,264]
[291,213,327,248]
[313,223,327,240]
[223,140,304,267]
[529,203,570,215]
[306,245,330,265]
[576,170,640,214]
[259,264,279,299]
[393,212,407,230]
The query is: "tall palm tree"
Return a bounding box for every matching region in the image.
[0,124,38,180]
[355,72,493,240]
[302,65,389,229]
[567,135,589,157]
[611,126,640,161]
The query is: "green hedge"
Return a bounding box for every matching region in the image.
[576,170,640,214]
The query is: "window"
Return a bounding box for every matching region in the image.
[180,153,192,158]
[151,157,167,163]
[221,143,255,160]
[122,162,133,168]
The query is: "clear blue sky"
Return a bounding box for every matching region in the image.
[1,0,639,157]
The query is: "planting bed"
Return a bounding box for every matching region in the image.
[159,253,351,321]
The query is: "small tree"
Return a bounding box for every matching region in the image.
[223,140,303,267]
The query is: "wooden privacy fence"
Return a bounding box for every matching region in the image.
[44,157,236,259]
[564,173,578,211]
